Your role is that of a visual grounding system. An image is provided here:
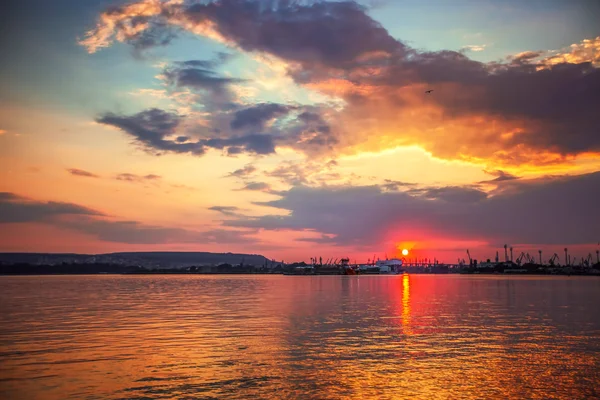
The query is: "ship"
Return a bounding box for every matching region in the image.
[357,258,403,274]
[285,257,404,275]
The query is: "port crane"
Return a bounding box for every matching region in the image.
[466,249,472,266]
[549,253,560,266]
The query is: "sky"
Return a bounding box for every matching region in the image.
[1,0,599,263]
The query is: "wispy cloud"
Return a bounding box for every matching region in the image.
[209,206,244,217]
[116,173,162,183]
[460,44,487,52]
[0,192,259,245]
[67,168,100,178]
[227,164,257,178]
[236,182,273,192]
[0,192,104,223]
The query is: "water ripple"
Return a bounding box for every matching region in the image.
[1,275,599,399]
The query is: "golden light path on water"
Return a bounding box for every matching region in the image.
[402,273,412,336]
[1,275,599,399]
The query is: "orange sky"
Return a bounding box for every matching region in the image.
[1,0,599,262]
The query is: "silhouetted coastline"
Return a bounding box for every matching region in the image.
[2,261,599,276]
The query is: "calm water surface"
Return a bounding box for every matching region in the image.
[1,275,599,399]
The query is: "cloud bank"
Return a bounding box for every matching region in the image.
[0,192,260,245]
[81,0,600,168]
[223,171,600,248]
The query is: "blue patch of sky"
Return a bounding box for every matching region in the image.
[365,0,599,62]
[0,0,159,115]
[3,0,598,116]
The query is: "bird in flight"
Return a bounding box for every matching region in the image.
[425,89,434,94]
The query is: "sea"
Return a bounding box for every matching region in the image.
[1,274,599,399]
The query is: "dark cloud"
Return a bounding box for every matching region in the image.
[349,49,600,157]
[183,0,404,69]
[298,111,323,123]
[67,168,99,178]
[230,103,292,130]
[204,134,276,154]
[224,172,600,247]
[0,192,103,223]
[480,170,520,184]
[97,108,276,156]
[163,64,244,94]
[226,146,244,155]
[173,52,233,69]
[129,20,179,56]
[409,186,488,203]
[84,0,600,163]
[97,108,191,153]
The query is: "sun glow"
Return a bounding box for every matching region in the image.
[402,249,409,256]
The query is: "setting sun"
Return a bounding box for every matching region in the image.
[402,249,409,256]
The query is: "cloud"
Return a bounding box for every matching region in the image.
[80,0,404,66]
[162,59,244,96]
[230,103,292,130]
[538,37,600,68]
[224,171,600,247]
[0,192,259,245]
[82,1,600,167]
[97,108,190,153]
[96,108,277,156]
[237,182,272,192]
[61,217,260,245]
[264,160,340,186]
[78,0,176,54]
[209,205,242,216]
[0,192,104,223]
[116,173,162,183]
[67,168,100,178]
[204,134,276,155]
[408,186,488,203]
[380,179,418,191]
[227,164,257,178]
[460,44,487,52]
[509,51,544,65]
[480,169,520,183]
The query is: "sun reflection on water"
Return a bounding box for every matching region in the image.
[1,275,599,399]
[402,273,412,335]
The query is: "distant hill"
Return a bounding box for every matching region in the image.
[106,252,272,267]
[0,252,276,268]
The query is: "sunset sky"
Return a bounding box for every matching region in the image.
[1,0,599,263]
